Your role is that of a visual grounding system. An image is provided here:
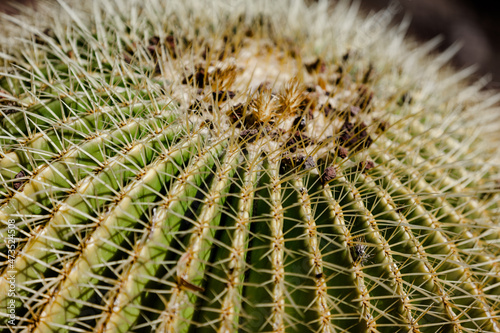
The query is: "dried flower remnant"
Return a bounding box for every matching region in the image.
[12,170,27,191]
[212,90,236,102]
[357,159,375,173]
[0,0,499,332]
[321,166,337,185]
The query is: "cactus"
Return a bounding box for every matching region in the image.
[1,0,499,332]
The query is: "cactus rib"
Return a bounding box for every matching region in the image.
[1,0,499,332]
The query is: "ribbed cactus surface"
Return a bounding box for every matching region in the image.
[1,0,499,332]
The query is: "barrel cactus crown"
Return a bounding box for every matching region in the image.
[1,0,499,332]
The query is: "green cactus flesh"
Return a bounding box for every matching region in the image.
[1,0,500,332]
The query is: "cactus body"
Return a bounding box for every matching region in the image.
[0,0,499,332]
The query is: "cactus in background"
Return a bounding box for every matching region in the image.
[1,0,499,332]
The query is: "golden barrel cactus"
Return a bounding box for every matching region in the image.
[0,0,499,332]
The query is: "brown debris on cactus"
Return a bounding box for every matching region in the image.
[212,90,235,102]
[304,57,325,73]
[321,166,337,185]
[239,128,260,143]
[12,170,27,191]
[357,160,376,173]
[284,131,313,152]
[280,154,316,172]
[338,120,373,151]
[183,67,209,88]
[355,85,374,110]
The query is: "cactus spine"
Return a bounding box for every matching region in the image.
[0,0,499,332]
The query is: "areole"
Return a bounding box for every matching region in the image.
[0,0,499,332]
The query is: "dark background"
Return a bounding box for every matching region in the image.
[2,0,500,90]
[360,0,500,90]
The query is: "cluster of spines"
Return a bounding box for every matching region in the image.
[0,0,499,332]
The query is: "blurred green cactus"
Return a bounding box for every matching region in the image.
[0,0,499,332]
